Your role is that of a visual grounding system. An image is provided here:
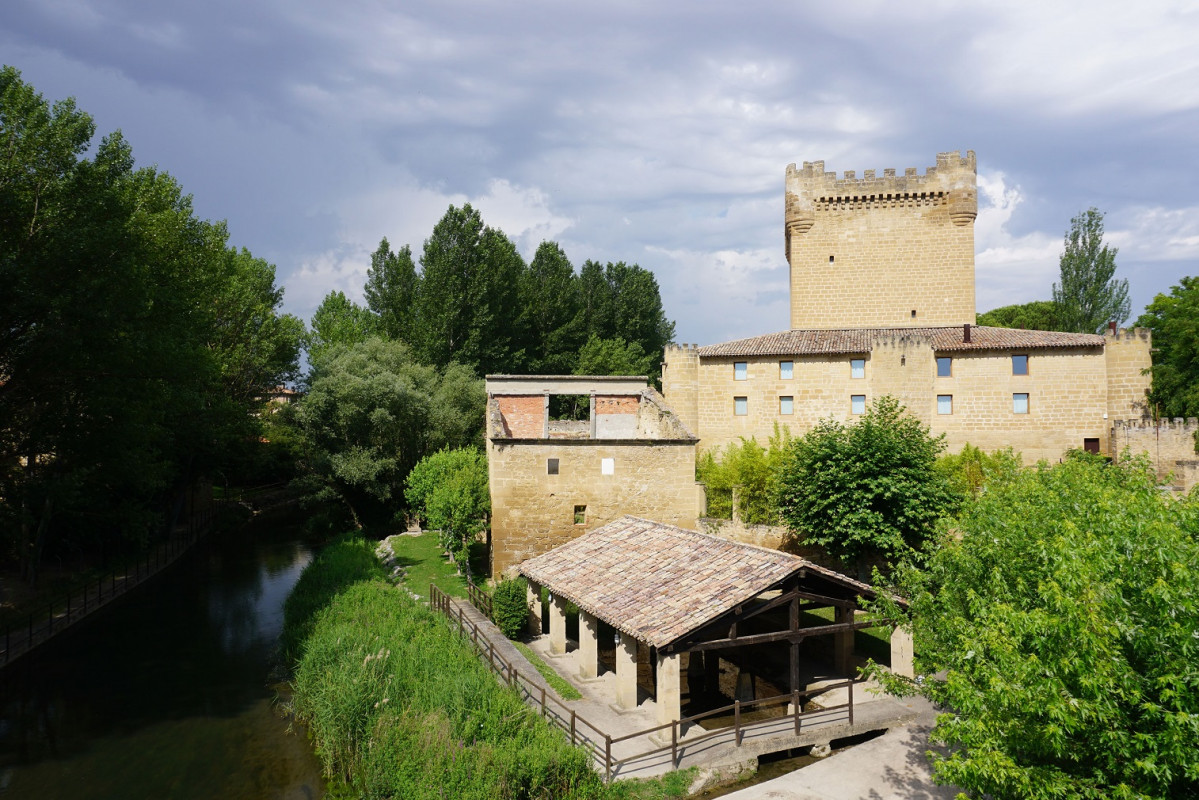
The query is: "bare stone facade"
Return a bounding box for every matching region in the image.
[1112,418,1199,491]
[486,375,705,578]
[663,151,1155,465]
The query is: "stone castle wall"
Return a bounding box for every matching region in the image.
[1111,418,1199,490]
[785,151,976,329]
[1105,327,1153,420]
[487,439,703,577]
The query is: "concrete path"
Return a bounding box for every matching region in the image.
[716,720,961,800]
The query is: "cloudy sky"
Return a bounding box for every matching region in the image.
[4,1,1199,345]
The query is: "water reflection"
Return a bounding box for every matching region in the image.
[0,510,325,799]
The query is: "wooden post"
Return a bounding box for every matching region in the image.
[671,721,678,766]
[793,689,800,735]
[848,678,854,725]
[570,710,576,744]
[734,699,741,745]
[605,735,612,783]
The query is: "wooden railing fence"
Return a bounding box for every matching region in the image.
[432,583,854,782]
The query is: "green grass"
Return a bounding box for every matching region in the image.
[384,531,487,599]
[804,605,891,664]
[513,641,583,701]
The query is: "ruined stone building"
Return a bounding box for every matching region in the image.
[663,151,1159,465]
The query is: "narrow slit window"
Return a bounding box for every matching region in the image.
[937,395,953,415]
[851,358,865,379]
[547,458,559,475]
[779,360,793,380]
[573,505,586,525]
[734,396,748,416]
[851,395,866,415]
[1013,393,1029,414]
[779,396,793,415]
[734,361,748,381]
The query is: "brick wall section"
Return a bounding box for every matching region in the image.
[785,152,976,329]
[596,395,639,415]
[1112,418,1199,489]
[496,395,546,438]
[487,439,703,577]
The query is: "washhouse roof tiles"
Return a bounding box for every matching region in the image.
[518,516,874,649]
[696,325,1104,358]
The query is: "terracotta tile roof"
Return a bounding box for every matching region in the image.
[518,516,874,648]
[696,326,1103,358]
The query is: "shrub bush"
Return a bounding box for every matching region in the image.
[492,576,529,639]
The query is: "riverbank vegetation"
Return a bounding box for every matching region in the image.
[284,536,692,799]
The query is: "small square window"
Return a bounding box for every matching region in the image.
[936,357,952,377]
[547,458,559,475]
[734,396,748,416]
[851,395,866,415]
[1012,355,1028,375]
[851,358,865,379]
[780,396,793,415]
[601,457,614,475]
[734,362,748,381]
[1013,393,1029,414]
[779,360,793,380]
[937,395,953,415]
[573,505,586,525]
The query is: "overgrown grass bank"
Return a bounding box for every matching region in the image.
[283,536,691,799]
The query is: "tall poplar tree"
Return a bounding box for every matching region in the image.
[1052,207,1130,333]
[363,237,417,344]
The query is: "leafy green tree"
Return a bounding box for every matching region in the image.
[774,396,957,572]
[934,444,1022,498]
[872,457,1199,800]
[1053,207,1130,333]
[363,237,418,344]
[574,334,656,378]
[405,447,489,570]
[306,290,377,365]
[696,427,791,524]
[414,204,527,375]
[976,300,1063,331]
[520,241,582,374]
[1136,275,1199,419]
[293,338,484,528]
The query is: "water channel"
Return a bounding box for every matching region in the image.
[0,509,326,800]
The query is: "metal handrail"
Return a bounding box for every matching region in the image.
[428,583,856,782]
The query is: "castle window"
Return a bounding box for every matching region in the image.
[851,395,866,415]
[911,309,917,318]
[851,358,865,379]
[780,360,793,380]
[780,396,793,415]
[547,458,559,475]
[937,395,953,415]
[734,396,748,416]
[573,505,587,525]
[936,357,952,377]
[734,362,748,381]
[1012,355,1029,375]
[1013,393,1029,414]
[601,457,614,475]
[829,255,834,263]
[1083,438,1100,453]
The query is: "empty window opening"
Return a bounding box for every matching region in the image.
[547,458,559,475]
[601,457,614,475]
[734,396,748,416]
[911,309,917,318]
[734,361,748,381]
[573,505,587,525]
[936,357,952,377]
[1012,354,1029,375]
[937,395,953,415]
[829,255,835,263]
[851,395,866,415]
[851,358,865,379]
[780,396,794,415]
[1013,393,1029,414]
[779,360,794,380]
[549,394,589,421]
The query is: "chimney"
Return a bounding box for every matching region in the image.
[963,323,971,344]
[1108,321,1117,334]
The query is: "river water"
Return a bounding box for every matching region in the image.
[0,511,326,800]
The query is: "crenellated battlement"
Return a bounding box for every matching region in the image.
[1103,326,1152,343]
[1112,417,1199,431]
[786,150,975,201]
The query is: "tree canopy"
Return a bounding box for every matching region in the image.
[774,396,957,572]
[976,300,1063,331]
[1053,207,1130,333]
[1136,275,1199,419]
[875,457,1199,799]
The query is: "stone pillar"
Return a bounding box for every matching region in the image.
[525,580,543,637]
[891,625,914,678]
[615,631,639,709]
[656,651,682,725]
[548,593,568,655]
[577,610,599,678]
[834,605,855,674]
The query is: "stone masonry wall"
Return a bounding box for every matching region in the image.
[1104,327,1152,420]
[1112,418,1199,490]
[786,152,976,330]
[487,439,704,578]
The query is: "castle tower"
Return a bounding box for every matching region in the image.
[785,151,977,329]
